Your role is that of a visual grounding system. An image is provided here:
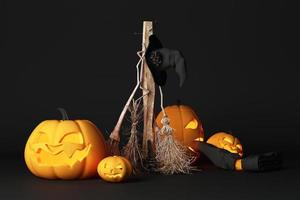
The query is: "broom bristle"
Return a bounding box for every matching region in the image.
[106,138,120,156]
[122,98,144,174]
[123,131,144,174]
[155,116,195,174]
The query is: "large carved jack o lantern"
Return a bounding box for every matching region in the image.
[24,108,107,179]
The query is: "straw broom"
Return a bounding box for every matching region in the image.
[122,98,144,174]
[107,50,145,155]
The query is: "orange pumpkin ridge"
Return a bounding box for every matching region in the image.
[178,105,185,145]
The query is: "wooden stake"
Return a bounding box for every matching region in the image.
[141,21,155,158]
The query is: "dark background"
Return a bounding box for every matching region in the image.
[1,0,300,199]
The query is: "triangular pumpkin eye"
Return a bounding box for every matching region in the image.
[185,119,198,129]
[59,132,83,144]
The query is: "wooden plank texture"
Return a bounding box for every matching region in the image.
[141,21,155,158]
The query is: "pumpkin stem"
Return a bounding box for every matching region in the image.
[57,108,69,120]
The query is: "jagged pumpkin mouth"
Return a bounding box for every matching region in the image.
[104,173,123,178]
[223,144,243,156]
[220,137,243,156]
[29,143,91,167]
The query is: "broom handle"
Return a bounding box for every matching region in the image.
[159,86,166,117]
[110,51,145,140]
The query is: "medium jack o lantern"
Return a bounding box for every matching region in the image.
[155,104,204,155]
[24,108,107,179]
[207,132,243,157]
[97,156,132,182]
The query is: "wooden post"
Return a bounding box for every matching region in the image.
[141,21,155,158]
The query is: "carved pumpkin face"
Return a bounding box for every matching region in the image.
[24,119,107,179]
[97,156,132,182]
[155,105,204,155]
[207,132,243,157]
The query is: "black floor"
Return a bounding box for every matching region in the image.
[2,153,300,200]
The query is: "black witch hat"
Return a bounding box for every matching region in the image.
[145,35,187,87]
[145,35,167,86]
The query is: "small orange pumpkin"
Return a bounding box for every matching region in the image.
[155,104,204,155]
[207,132,243,157]
[97,156,132,182]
